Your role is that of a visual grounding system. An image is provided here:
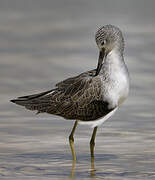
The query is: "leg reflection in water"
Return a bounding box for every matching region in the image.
[70,159,96,179]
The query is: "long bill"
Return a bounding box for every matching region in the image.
[95,49,106,76]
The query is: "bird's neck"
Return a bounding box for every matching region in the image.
[99,49,125,75]
[105,49,124,66]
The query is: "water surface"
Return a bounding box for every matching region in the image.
[0,0,155,179]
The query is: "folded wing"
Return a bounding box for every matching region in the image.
[11,70,114,121]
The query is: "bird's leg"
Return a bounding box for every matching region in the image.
[70,159,76,179]
[90,126,98,170]
[90,126,98,158]
[69,120,78,161]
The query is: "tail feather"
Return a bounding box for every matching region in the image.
[10,89,56,113]
[16,89,55,100]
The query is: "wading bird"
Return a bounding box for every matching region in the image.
[11,25,129,163]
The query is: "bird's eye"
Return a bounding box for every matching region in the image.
[101,41,104,46]
[101,40,106,46]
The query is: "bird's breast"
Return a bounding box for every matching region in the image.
[101,67,129,109]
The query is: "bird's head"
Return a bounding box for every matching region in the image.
[95,25,124,76]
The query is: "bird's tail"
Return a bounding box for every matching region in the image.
[10,89,56,113]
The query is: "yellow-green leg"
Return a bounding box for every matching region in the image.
[69,120,78,161]
[90,126,98,172]
[90,126,98,158]
[70,160,76,179]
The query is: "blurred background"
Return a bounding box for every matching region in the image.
[0,0,155,179]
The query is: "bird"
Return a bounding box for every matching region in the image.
[11,25,129,162]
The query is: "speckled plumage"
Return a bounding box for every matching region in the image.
[11,69,114,121]
[11,25,129,126]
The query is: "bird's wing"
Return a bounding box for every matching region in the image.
[52,69,115,121]
[11,69,115,120]
[55,69,96,89]
[11,70,96,113]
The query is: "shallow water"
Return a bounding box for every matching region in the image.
[0,0,155,179]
